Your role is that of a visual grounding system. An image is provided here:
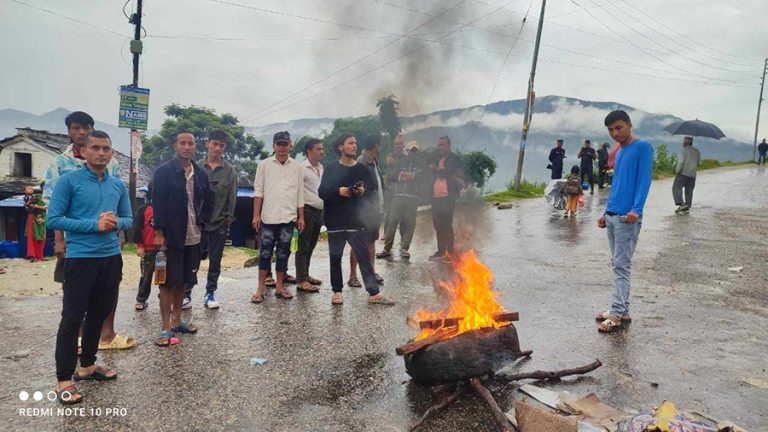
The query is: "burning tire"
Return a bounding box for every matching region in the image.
[404,325,522,385]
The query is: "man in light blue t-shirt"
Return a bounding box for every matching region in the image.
[596,110,653,333]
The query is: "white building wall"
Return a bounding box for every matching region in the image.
[0,140,56,180]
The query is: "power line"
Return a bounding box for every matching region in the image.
[621,1,765,63]
[592,0,756,75]
[566,0,747,84]
[10,0,127,38]
[461,0,534,148]
[245,0,523,124]
[614,1,759,69]
[238,0,475,125]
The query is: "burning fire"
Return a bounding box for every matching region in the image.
[414,250,505,340]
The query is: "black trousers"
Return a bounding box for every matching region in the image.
[581,166,595,192]
[759,152,767,165]
[295,206,323,283]
[432,197,456,254]
[136,249,158,303]
[55,255,122,381]
[550,165,563,180]
[185,227,227,297]
[598,164,608,188]
[328,230,379,296]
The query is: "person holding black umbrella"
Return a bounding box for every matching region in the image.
[672,136,701,213]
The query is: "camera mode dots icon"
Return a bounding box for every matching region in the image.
[33,391,44,401]
[19,391,29,401]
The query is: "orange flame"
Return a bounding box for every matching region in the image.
[413,250,505,340]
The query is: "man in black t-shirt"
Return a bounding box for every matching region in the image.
[548,139,566,179]
[318,134,395,306]
[758,139,768,165]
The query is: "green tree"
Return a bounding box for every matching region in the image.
[322,117,384,165]
[376,94,401,140]
[652,143,677,178]
[460,151,497,189]
[140,104,268,184]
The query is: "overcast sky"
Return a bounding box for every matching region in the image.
[2,0,767,141]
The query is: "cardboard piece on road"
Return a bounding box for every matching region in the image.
[740,377,768,389]
[559,392,629,431]
[515,400,578,432]
[519,384,562,410]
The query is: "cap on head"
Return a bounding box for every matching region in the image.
[405,140,419,151]
[273,131,291,145]
[557,139,563,145]
[585,139,591,145]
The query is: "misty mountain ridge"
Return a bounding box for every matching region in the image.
[249,95,753,190]
[1,96,753,191]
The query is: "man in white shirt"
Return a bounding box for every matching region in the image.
[295,138,324,293]
[251,131,305,303]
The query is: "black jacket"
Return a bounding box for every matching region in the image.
[152,158,214,250]
[319,161,374,232]
[597,148,609,167]
[549,147,566,167]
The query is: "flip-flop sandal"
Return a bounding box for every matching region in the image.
[296,283,320,293]
[275,290,294,300]
[307,276,323,285]
[74,365,117,381]
[155,330,180,347]
[265,276,276,288]
[135,302,147,311]
[56,385,83,404]
[347,277,362,288]
[284,274,297,284]
[251,293,264,304]
[595,310,632,323]
[598,318,623,333]
[171,321,198,334]
[98,334,137,350]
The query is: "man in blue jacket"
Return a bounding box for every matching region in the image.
[152,132,214,346]
[596,110,653,333]
[48,131,133,404]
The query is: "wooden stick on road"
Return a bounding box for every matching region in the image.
[497,359,602,382]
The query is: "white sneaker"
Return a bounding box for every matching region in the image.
[181,296,192,310]
[204,293,219,309]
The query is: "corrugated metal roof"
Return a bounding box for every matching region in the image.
[0,195,25,208]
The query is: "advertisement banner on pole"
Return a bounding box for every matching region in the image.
[118,86,150,130]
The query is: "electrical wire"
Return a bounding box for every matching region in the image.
[244,0,523,124]
[10,0,127,38]
[589,0,755,75]
[461,0,533,148]
[238,0,475,125]
[567,0,747,84]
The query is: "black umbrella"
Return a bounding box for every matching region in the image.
[664,119,726,139]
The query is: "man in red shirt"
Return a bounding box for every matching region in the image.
[133,183,156,310]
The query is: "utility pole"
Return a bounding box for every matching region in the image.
[513,0,547,191]
[128,0,143,211]
[752,58,767,162]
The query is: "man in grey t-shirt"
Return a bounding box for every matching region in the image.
[673,136,701,213]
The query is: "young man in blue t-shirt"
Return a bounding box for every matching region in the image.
[48,131,133,403]
[596,110,653,333]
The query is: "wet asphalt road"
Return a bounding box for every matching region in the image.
[1,166,767,431]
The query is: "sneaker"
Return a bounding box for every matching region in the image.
[400,250,411,260]
[675,204,689,213]
[181,296,192,310]
[331,292,343,305]
[428,251,445,261]
[681,204,690,212]
[204,292,219,309]
[368,293,395,305]
[376,251,393,260]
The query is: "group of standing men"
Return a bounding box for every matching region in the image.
[548,139,614,192]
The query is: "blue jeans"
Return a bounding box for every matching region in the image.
[606,214,642,319]
[259,223,294,273]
